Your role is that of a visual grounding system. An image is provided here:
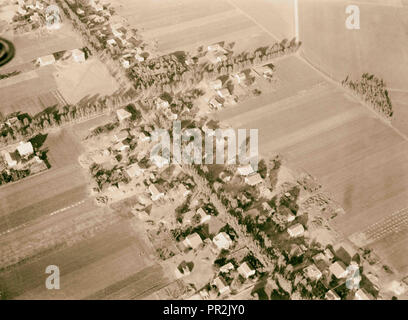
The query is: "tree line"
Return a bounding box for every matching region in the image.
[342,73,393,118]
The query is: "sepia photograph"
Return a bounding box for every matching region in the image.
[0,0,408,308]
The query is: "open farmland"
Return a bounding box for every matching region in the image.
[0,21,118,116]
[212,55,408,271]
[0,128,88,233]
[226,0,408,135]
[113,0,278,54]
[0,220,164,299]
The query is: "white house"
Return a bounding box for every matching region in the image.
[238,262,255,279]
[107,39,117,47]
[155,98,170,109]
[149,184,164,201]
[183,233,203,250]
[113,130,129,142]
[216,88,230,99]
[234,72,246,84]
[329,261,348,279]
[212,277,230,295]
[354,288,372,300]
[113,141,129,152]
[209,79,222,90]
[2,151,17,168]
[196,208,211,224]
[71,49,85,63]
[287,223,304,238]
[304,264,322,281]
[325,290,341,300]
[126,164,143,178]
[116,108,132,122]
[245,173,263,186]
[17,141,34,158]
[219,262,234,273]
[37,55,55,67]
[212,232,233,250]
[135,54,145,62]
[207,44,223,52]
[209,97,223,110]
[151,154,170,168]
[237,164,255,176]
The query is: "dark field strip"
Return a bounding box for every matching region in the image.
[0,185,86,233]
[84,264,170,300]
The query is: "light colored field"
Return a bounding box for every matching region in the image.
[298,0,408,89]
[0,220,160,299]
[54,58,119,104]
[0,128,88,232]
[213,55,408,250]
[113,0,277,54]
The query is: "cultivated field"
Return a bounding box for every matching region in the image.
[0,21,118,116]
[0,121,164,299]
[212,55,408,272]
[113,0,278,54]
[0,220,165,299]
[226,0,408,135]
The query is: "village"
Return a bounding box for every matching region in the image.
[1,0,407,302]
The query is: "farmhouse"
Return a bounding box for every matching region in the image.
[207,44,223,52]
[304,264,322,281]
[325,290,341,300]
[149,184,164,201]
[116,108,132,122]
[245,173,263,186]
[113,130,129,142]
[17,141,34,158]
[219,262,234,273]
[216,88,230,99]
[113,141,129,152]
[2,151,17,168]
[183,233,203,250]
[209,79,222,90]
[155,98,170,109]
[212,232,233,250]
[125,164,143,178]
[151,154,170,168]
[354,288,372,300]
[71,49,85,63]
[329,261,348,279]
[287,223,304,238]
[197,208,211,224]
[212,277,230,295]
[234,72,246,84]
[209,97,223,110]
[238,262,255,279]
[37,55,55,67]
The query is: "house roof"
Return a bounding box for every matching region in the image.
[304,264,322,281]
[116,108,131,121]
[149,184,163,198]
[220,262,234,273]
[126,164,143,177]
[238,262,255,278]
[217,88,230,98]
[245,173,263,186]
[287,223,304,237]
[354,288,371,300]
[329,261,348,279]
[17,141,33,157]
[325,290,341,300]
[213,232,232,250]
[38,55,55,65]
[184,232,203,249]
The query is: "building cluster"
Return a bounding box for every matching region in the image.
[13,0,53,32]
[0,139,47,185]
